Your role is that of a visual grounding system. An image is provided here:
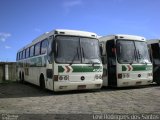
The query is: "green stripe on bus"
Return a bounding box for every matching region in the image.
[122,65,152,71]
[58,66,102,73]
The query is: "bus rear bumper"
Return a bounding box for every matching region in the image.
[53,80,103,92]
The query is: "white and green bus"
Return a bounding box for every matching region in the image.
[99,34,153,87]
[16,29,103,91]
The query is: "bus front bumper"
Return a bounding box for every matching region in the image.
[118,78,153,87]
[53,80,102,92]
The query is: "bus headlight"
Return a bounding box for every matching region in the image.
[122,73,130,78]
[58,75,69,81]
[95,74,102,79]
[147,73,152,77]
[118,73,130,79]
[64,75,69,80]
[59,76,63,80]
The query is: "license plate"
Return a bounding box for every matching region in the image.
[77,85,86,89]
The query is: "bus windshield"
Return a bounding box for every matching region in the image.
[135,41,151,63]
[55,36,101,64]
[117,40,151,64]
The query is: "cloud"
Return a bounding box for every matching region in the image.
[0,33,11,42]
[63,0,82,13]
[34,28,41,32]
[5,45,11,49]
[63,0,82,7]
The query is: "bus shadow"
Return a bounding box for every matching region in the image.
[0,82,52,99]
[0,82,101,98]
[101,83,159,91]
[0,82,159,99]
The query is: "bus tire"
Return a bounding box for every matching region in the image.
[39,74,45,90]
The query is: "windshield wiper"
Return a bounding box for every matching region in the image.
[69,47,79,66]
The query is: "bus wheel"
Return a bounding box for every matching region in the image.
[40,75,45,90]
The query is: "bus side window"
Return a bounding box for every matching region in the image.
[35,42,41,56]
[26,48,30,58]
[22,50,26,59]
[30,46,34,57]
[16,53,19,60]
[19,52,22,60]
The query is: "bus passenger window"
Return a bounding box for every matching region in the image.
[30,46,34,57]
[26,48,30,58]
[22,50,26,59]
[35,43,41,56]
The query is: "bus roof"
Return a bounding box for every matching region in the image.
[17,29,98,52]
[99,34,146,42]
[48,29,97,38]
[147,39,160,44]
